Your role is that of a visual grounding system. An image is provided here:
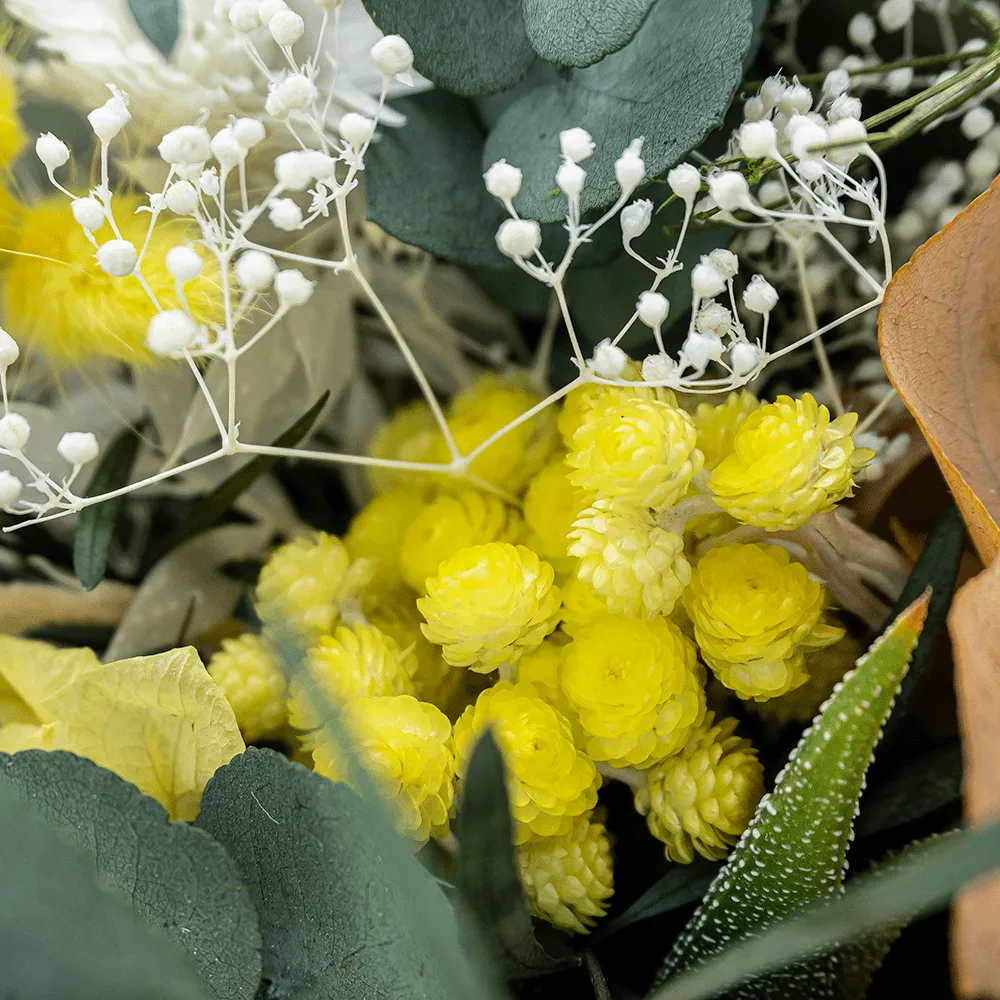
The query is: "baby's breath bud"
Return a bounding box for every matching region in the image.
[696,302,732,335]
[789,116,828,160]
[828,93,863,123]
[966,144,999,184]
[483,159,522,200]
[615,138,645,193]
[96,239,138,277]
[823,67,851,98]
[847,11,876,45]
[270,74,318,114]
[57,431,99,466]
[556,160,586,198]
[274,150,314,191]
[778,82,812,115]
[759,75,785,111]
[0,329,19,368]
[269,8,304,45]
[709,248,738,280]
[496,218,542,259]
[274,268,315,308]
[962,106,995,141]
[370,34,414,76]
[165,245,204,282]
[228,0,260,31]
[235,249,278,290]
[258,0,288,20]
[560,127,596,162]
[877,0,914,32]
[0,413,30,451]
[743,95,765,121]
[211,127,245,172]
[738,119,777,159]
[35,132,70,170]
[641,353,677,383]
[729,341,764,377]
[146,310,198,354]
[667,162,701,202]
[0,470,22,507]
[158,125,211,166]
[232,117,266,148]
[88,92,130,142]
[636,290,669,328]
[620,198,652,242]
[165,180,199,215]
[742,273,778,314]
[758,179,785,206]
[339,112,375,148]
[681,331,724,371]
[316,0,344,8]
[71,197,105,232]
[269,197,303,231]
[691,256,726,299]
[826,117,867,166]
[708,170,751,212]
[586,338,628,379]
[199,168,220,196]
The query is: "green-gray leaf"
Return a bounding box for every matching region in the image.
[0,750,262,1000]
[521,0,655,68]
[0,782,211,1000]
[362,0,535,96]
[484,0,755,222]
[128,0,181,57]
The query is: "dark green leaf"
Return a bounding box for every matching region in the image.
[128,0,181,57]
[484,0,755,222]
[455,732,572,978]
[74,426,141,591]
[0,750,261,1000]
[362,0,535,96]
[649,823,1000,1000]
[521,0,655,68]
[0,782,211,1000]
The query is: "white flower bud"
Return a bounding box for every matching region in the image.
[165,180,199,215]
[339,112,375,148]
[641,353,677,383]
[696,302,733,335]
[681,331,724,370]
[316,0,343,8]
[742,273,779,313]
[743,95,765,121]
[35,132,70,170]
[274,268,315,308]
[0,412,30,451]
[691,257,726,299]
[274,150,315,191]
[884,67,914,95]
[210,128,245,173]
[370,34,414,76]
[738,119,777,159]
[743,227,772,255]
[88,96,130,142]
[707,171,751,212]
[709,247,739,280]
[269,197,303,231]
[199,169,220,196]
[146,310,198,355]
[483,159,522,200]
[304,150,336,181]
[556,160,586,198]
[893,209,926,242]
[158,125,211,166]
[0,470,22,507]
[828,94,863,123]
[495,218,541,259]
[667,163,701,202]
[933,160,965,195]
[281,74,319,113]
[823,68,851,98]
[258,0,288,20]
[729,341,764,377]
[826,117,867,166]
[166,245,204,282]
[877,0,914,33]
[57,431,99,466]
[615,138,645,193]
[269,9,304,45]
[778,82,813,116]
[759,75,785,112]
[235,250,278,290]
[758,179,784,207]
[71,197,105,232]
[560,127,595,163]
[586,338,628,379]
[620,198,652,242]
[0,329,19,368]
[232,117,266,149]
[789,116,829,160]
[228,0,260,32]
[636,291,669,327]
[847,12,876,46]
[966,144,1000,184]
[962,106,995,141]
[96,239,137,277]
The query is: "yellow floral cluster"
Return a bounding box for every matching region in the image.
[215,371,871,935]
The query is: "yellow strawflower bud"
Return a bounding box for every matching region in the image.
[345,487,424,588]
[693,390,760,471]
[453,682,599,842]
[559,571,612,636]
[561,615,706,768]
[636,713,764,863]
[418,543,561,670]
[287,623,415,730]
[207,634,288,743]
[567,393,703,509]
[708,393,875,530]
[400,490,521,593]
[367,399,445,494]
[568,499,691,618]
[256,532,373,640]
[313,695,455,845]
[522,459,584,563]
[517,815,614,933]
[683,543,844,701]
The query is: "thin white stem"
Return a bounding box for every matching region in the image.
[792,241,844,415]
[856,387,898,435]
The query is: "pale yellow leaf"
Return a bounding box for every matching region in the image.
[0,636,101,725]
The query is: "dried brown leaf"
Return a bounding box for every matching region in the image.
[0,580,134,635]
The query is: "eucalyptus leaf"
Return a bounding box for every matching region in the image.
[0,750,262,1000]
[521,0,655,68]
[128,0,181,57]
[0,783,211,1000]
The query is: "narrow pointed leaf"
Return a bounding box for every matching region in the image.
[657,593,931,992]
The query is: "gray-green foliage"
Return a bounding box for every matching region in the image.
[128,0,181,57]
[521,0,655,68]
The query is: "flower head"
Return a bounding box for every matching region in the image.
[522,459,585,563]
[559,572,613,636]
[344,486,424,588]
[207,634,288,743]
[366,399,445,494]
[693,390,760,471]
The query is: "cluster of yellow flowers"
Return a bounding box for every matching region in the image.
[209,370,873,934]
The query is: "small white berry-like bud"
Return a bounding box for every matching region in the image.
[96,239,137,277]
[893,209,925,242]
[636,290,669,327]
[57,431,99,466]
[316,0,344,8]
[620,198,652,242]
[370,34,414,76]
[789,116,829,160]
[0,329,19,368]
[823,68,851,98]
[707,171,751,212]
[828,93,863,123]
[962,106,995,141]
[738,119,777,159]
[166,246,204,283]
[158,125,211,166]
[146,310,198,355]
[272,74,319,113]
[560,127,595,163]
[211,128,245,173]
[729,341,764,376]
[743,95,766,121]
[483,159,522,200]
[556,160,586,198]
[966,144,1000,184]
[759,75,786,112]
[0,470,22,507]
[691,257,726,299]
[696,302,733,335]
[71,197,105,232]
[339,112,375,148]
[586,338,628,379]
[258,0,288,20]
[495,218,542,259]
[884,66,913,94]
[165,180,199,215]
[778,82,812,116]
[742,227,772,254]
[274,268,315,308]
[667,163,701,202]
[615,138,645,193]
[641,353,677,383]
[709,248,739,280]
[199,169,220,196]
[269,197,303,231]
[274,151,314,191]
[877,0,914,33]
[682,331,724,370]
[758,179,784,206]
[933,160,966,195]
[235,250,278,290]
[0,412,30,451]
[826,117,867,166]
[742,273,779,313]
[269,9,304,45]
[232,117,266,149]
[847,12,876,46]
[304,150,336,181]
[36,132,70,170]
[228,0,260,32]
[88,97,130,142]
